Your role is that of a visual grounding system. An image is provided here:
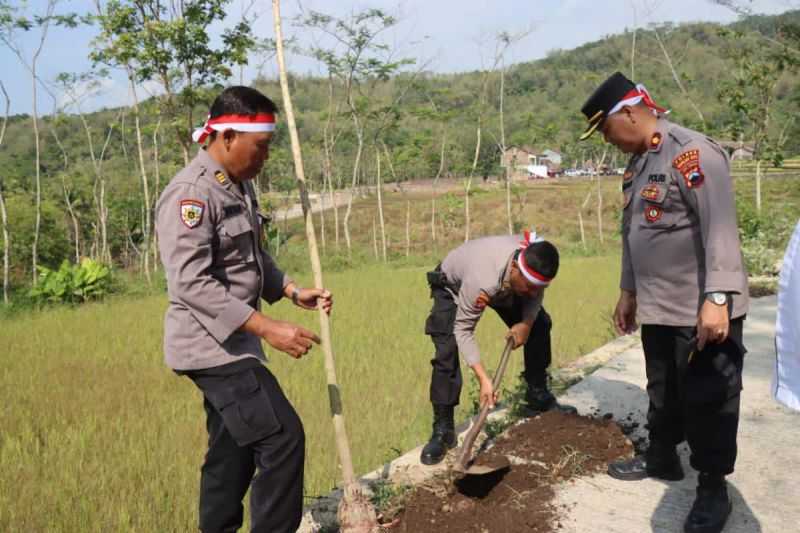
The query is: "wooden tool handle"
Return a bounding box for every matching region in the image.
[456,337,515,469]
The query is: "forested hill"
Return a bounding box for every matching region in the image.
[1,9,799,284]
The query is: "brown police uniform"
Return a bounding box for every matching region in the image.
[427,235,552,406]
[621,117,749,477]
[156,148,304,533]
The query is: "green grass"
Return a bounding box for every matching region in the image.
[0,255,619,532]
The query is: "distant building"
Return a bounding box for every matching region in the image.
[500,145,562,179]
[718,141,755,161]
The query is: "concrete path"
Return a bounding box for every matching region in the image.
[554,295,800,533]
[300,295,797,531]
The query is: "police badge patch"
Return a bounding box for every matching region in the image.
[645,205,663,223]
[180,199,204,228]
[673,149,705,189]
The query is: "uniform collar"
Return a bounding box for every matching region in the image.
[647,118,670,154]
[196,148,234,192]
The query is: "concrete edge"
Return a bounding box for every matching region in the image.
[298,333,643,532]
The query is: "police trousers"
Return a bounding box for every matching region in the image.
[182,359,305,533]
[425,284,553,406]
[641,318,745,476]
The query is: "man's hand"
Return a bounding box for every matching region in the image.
[697,299,729,351]
[292,286,333,314]
[507,322,532,349]
[471,362,498,408]
[613,289,638,335]
[241,312,320,359]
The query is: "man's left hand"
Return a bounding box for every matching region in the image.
[697,299,729,351]
[294,288,333,314]
[507,322,532,349]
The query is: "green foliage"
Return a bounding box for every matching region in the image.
[29,258,113,305]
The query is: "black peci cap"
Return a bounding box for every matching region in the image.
[579,72,637,141]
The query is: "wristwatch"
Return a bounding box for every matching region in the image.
[291,286,301,305]
[706,292,728,306]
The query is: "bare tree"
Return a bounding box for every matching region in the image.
[0,0,64,283]
[651,25,706,125]
[0,80,10,304]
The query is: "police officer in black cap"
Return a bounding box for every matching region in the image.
[580,72,749,533]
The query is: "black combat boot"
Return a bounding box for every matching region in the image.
[607,443,685,481]
[684,474,732,533]
[520,383,578,417]
[420,404,456,465]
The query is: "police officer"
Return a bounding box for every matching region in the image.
[580,72,749,533]
[420,231,576,465]
[156,86,332,533]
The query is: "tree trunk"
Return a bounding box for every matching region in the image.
[0,185,9,305]
[128,69,152,285]
[31,60,42,284]
[0,81,8,303]
[376,151,387,262]
[406,200,411,257]
[62,178,80,263]
[756,159,762,213]
[271,3,378,523]
[465,123,481,242]
[152,119,162,272]
[500,65,513,235]
[372,217,379,260]
[631,2,637,79]
[343,128,363,257]
[319,174,326,254]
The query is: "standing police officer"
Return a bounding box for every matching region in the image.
[420,232,576,465]
[580,72,749,533]
[157,86,332,533]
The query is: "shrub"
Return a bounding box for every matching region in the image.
[29,258,113,305]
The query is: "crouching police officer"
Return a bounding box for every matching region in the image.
[579,72,749,533]
[157,86,332,533]
[421,232,576,465]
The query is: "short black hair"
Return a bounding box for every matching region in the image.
[522,240,560,280]
[207,86,278,142]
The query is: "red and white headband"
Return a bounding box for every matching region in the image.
[608,84,668,117]
[192,113,276,144]
[517,230,552,287]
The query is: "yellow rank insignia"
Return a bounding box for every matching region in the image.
[649,132,663,150]
[215,171,228,185]
[180,199,204,229]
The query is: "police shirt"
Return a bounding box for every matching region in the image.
[621,118,749,326]
[156,149,292,370]
[441,235,544,365]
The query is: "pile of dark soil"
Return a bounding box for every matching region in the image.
[391,411,633,532]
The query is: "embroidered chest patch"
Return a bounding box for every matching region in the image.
[645,205,663,223]
[180,199,205,228]
[672,149,705,189]
[214,171,228,185]
[640,184,661,201]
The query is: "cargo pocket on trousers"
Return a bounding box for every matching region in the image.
[425,304,456,337]
[685,343,744,406]
[205,369,282,446]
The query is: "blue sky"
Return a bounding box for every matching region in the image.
[0,0,794,115]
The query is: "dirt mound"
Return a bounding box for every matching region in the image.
[392,411,633,532]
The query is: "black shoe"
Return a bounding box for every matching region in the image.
[607,452,685,481]
[684,481,732,533]
[520,386,578,416]
[420,404,456,465]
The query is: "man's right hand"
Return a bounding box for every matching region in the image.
[241,312,320,358]
[613,289,638,336]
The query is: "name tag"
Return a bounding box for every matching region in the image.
[223,204,243,218]
[648,174,667,183]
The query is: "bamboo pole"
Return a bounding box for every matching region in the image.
[271,2,378,530]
